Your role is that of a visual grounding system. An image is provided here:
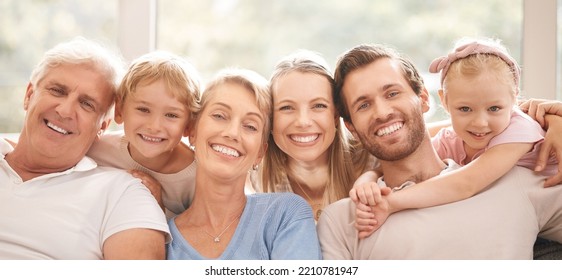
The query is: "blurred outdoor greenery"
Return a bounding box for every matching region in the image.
[1,0,524,132]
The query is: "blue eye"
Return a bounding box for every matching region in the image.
[279,105,293,111]
[458,106,471,112]
[489,106,500,112]
[357,102,369,111]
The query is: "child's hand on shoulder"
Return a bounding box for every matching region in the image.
[350,170,383,205]
[355,193,392,239]
[129,170,164,210]
[350,175,392,239]
[350,181,384,206]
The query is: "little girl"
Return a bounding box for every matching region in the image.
[351,37,560,237]
[88,51,201,219]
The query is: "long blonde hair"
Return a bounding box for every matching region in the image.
[260,50,372,204]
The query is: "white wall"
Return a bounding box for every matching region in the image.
[522,0,559,100]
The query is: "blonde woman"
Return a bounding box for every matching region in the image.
[167,68,321,260]
[254,50,374,221]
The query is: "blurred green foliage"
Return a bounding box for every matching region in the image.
[0,0,524,132]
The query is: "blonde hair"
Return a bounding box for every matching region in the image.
[118,50,202,122]
[443,38,519,102]
[443,54,519,100]
[197,68,272,142]
[261,50,372,205]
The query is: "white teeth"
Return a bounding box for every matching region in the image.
[47,122,70,135]
[212,144,240,157]
[470,132,488,137]
[290,134,319,143]
[141,135,164,142]
[376,122,403,136]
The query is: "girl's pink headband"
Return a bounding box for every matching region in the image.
[428,41,521,94]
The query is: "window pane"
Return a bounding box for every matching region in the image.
[0,0,118,133]
[157,0,523,122]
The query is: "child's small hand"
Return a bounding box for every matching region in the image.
[355,202,376,238]
[129,170,164,210]
[350,170,383,205]
[350,181,383,206]
[356,193,392,239]
[351,182,380,237]
[354,186,392,239]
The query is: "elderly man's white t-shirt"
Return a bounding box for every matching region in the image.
[0,139,170,259]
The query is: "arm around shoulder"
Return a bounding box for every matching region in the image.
[388,142,532,211]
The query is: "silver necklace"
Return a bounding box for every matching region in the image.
[202,213,242,243]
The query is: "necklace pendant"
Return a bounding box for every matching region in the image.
[214,237,220,243]
[315,209,323,220]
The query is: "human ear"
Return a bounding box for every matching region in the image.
[23,83,35,110]
[97,118,111,139]
[419,87,431,113]
[183,120,194,137]
[255,142,268,165]
[113,101,124,124]
[188,123,198,145]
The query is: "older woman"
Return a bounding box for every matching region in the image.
[166,68,321,260]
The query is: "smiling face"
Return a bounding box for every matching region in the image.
[115,79,191,163]
[441,71,514,156]
[21,63,114,170]
[271,71,337,165]
[190,82,267,182]
[342,58,429,161]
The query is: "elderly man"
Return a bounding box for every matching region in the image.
[317,44,562,259]
[0,38,170,259]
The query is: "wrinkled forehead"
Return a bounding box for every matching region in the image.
[41,63,116,112]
